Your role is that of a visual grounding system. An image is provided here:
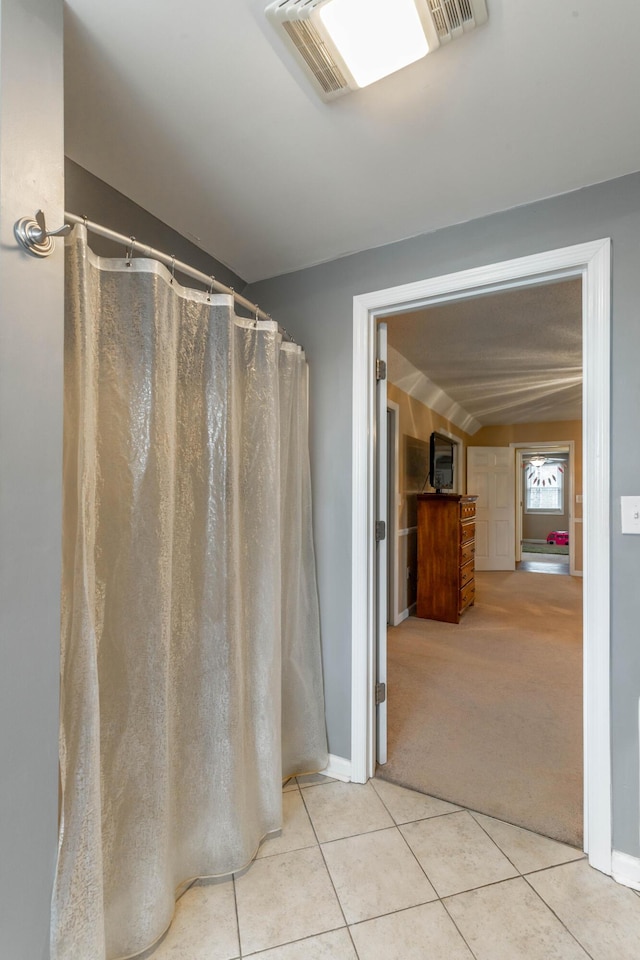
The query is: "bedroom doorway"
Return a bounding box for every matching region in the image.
[515,443,575,577]
[379,298,582,845]
[351,239,611,875]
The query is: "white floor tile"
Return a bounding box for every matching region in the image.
[527,859,640,959]
[150,880,239,960]
[234,846,343,955]
[371,778,461,824]
[145,782,640,959]
[472,811,584,874]
[445,876,589,959]
[256,789,316,859]
[350,901,474,960]
[400,810,518,897]
[321,826,437,924]
[247,928,356,959]
[302,780,393,843]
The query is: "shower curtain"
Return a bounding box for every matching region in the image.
[52,227,328,960]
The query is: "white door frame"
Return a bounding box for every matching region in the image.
[513,442,577,575]
[350,239,611,876]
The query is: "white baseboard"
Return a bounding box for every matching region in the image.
[397,608,410,624]
[611,850,640,890]
[323,754,351,782]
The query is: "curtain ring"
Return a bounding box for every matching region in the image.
[254,305,259,328]
[125,236,136,267]
[206,276,215,302]
[170,255,176,285]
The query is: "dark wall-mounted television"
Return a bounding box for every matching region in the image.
[430,432,455,493]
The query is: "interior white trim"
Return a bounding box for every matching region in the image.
[351,239,612,876]
[350,304,376,785]
[611,851,640,891]
[323,754,352,782]
[398,526,418,537]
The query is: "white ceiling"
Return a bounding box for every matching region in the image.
[386,278,583,430]
[64,1,640,283]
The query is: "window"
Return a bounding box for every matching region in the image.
[525,459,564,514]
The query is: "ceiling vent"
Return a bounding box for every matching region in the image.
[266,0,488,101]
[426,0,487,43]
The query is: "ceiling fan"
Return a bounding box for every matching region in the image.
[525,456,565,485]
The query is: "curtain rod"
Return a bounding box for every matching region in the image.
[64,212,277,327]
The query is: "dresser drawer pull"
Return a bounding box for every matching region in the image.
[460,559,474,587]
[460,542,475,565]
[459,580,475,612]
[460,521,475,543]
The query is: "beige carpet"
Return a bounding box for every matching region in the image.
[379,570,583,847]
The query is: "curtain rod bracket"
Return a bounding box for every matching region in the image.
[14,209,72,258]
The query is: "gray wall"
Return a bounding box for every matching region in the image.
[65,158,247,293]
[247,171,640,859]
[0,1,64,956]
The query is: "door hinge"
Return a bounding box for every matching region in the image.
[375,520,386,542]
[375,682,386,705]
[376,358,387,381]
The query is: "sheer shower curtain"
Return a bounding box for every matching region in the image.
[52,227,327,960]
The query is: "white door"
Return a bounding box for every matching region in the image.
[467,447,516,570]
[376,322,388,764]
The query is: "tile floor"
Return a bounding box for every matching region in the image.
[150,775,640,960]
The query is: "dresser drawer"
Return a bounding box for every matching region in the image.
[460,520,475,544]
[459,579,475,612]
[460,558,474,588]
[460,540,475,566]
[460,501,476,521]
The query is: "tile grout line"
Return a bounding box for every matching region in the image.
[467,809,527,878]
[521,871,597,960]
[235,782,304,959]
[367,792,488,958]
[320,821,406,848]
[365,794,481,960]
[521,857,588,879]
[298,779,362,959]
[394,816,444,896]
[231,873,243,960]
[370,775,465,823]
[438,895,482,960]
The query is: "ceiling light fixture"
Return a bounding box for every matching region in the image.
[266,0,488,101]
[317,0,429,90]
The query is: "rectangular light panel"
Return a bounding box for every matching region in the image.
[318,0,430,88]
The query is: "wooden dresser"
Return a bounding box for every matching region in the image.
[416,494,478,623]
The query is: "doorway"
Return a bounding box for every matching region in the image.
[515,443,575,577]
[379,293,582,844]
[350,239,611,875]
